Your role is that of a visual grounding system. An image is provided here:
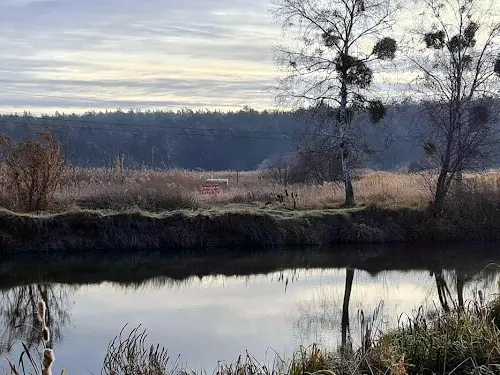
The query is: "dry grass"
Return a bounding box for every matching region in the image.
[2,164,500,212]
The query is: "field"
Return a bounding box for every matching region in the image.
[2,163,500,213]
[2,164,500,213]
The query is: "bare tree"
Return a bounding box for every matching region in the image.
[272,0,399,206]
[410,0,500,215]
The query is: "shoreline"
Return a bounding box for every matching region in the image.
[2,204,500,252]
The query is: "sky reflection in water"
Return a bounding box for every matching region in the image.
[1,263,498,374]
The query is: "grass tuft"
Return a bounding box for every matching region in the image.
[369,293,500,375]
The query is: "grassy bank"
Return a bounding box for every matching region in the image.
[3,199,500,252]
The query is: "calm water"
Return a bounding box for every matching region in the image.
[1,245,499,374]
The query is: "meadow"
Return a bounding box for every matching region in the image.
[3,163,500,213]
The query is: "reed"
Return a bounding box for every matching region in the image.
[5,299,59,375]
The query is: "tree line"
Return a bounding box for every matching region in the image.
[0,102,433,173]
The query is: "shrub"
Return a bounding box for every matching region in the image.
[0,131,66,212]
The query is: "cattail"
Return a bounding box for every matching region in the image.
[38,300,50,344]
[42,327,50,343]
[37,301,47,325]
[42,348,55,375]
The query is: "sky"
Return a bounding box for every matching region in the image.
[0,0,281,114]
[1,0,495,115]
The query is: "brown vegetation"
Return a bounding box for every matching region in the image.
[0,130,498,215]
[1,161,500,251]
[3,163,500,212]
[0,164,452,212]
[0,131,66,212]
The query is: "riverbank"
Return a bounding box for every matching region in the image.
[2,203,500,252]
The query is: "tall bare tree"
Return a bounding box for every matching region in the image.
[410,0,500,215]
[272,0,399,205]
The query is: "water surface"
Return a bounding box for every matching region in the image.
[1,244,499,373]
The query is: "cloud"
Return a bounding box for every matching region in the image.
[0,0,280,114]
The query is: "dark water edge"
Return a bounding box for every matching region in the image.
[1,242,500,289]
[3,205,500,252]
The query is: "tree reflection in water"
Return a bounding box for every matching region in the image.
[0,284,74,356]
[291,265,500,357]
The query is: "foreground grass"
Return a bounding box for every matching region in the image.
[7,292,500,375]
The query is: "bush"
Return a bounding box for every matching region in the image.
[0,131,66,212]
[260,149,362,185]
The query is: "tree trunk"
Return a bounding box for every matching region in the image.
[432,168,450,216]
[456,270,465,309]
[341,268,354,356]
[434,269,451,313]
[339,80,355,207]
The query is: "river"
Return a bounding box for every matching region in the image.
[1,244,499,374]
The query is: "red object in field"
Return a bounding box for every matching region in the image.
[202,184,220,195]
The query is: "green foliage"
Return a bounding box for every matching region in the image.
[322,29,340,48]
[335,55,373,88]
[0,109,299,171]
[368,100,387,123]
[372,37,397,60]
[423,141,437,155]
[464,22,479,42]
[425,22,478,53]
[102,325,176,375]
[424,30,446,49]
[495,57,500,76]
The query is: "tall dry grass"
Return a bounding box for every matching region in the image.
[2,161,500,212]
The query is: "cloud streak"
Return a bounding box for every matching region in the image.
[0,0,279,113]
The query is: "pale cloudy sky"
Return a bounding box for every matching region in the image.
[0,0,280,114]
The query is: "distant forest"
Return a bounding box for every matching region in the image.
[0,102,455,172]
